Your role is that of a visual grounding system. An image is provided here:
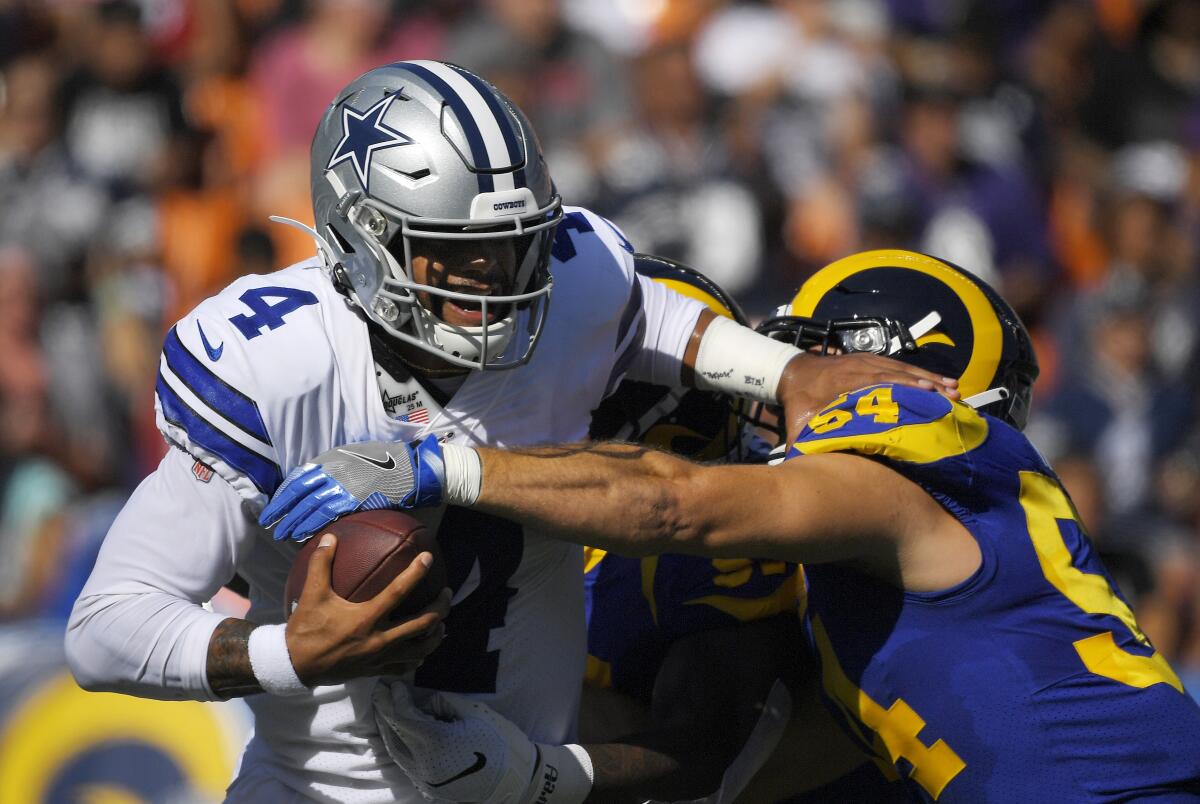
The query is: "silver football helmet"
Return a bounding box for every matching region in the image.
[304,60,562,370]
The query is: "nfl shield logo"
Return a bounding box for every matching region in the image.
[192,461,214,483]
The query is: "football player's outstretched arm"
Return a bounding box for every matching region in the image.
[66,449,447,701]
[461,442,977,591]
[470,443,896,563]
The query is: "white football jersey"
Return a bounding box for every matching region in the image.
[143,206,700,800]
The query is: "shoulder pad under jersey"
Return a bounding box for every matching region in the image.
[787,384,990,502]
[551,206,635,269]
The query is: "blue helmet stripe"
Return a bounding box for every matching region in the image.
[447,64,526,188]
[156,373,283,495]
[162,326,272,445]
[392,62,494,193]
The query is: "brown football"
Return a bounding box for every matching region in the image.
[284,510,446,621]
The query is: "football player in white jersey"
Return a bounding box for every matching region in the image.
[66,61,954,803]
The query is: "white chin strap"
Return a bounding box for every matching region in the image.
[962,386,1010,409]
[890,311,941,353]
[612,388,689,442]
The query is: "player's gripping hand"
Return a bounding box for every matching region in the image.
[373,682,593,804]
[286,534,451,685]
[261,436,446,541]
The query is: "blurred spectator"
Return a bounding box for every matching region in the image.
[896,76,1051,318]
[0,247,76,620]
[448,0,633,203]
[0,53,107,297]
[1138,436,1200,692]
[58,1,188,193]
[250,0,446,157]
[234,225,279,278]
[592,37,763,296]
[1104,142,1200,384]
[1081,0,1200,148]
[1038,277,1194,541]
[87,200,171,483]
[157,127,243,322]
[249,0,448,265]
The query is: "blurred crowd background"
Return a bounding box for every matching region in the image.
[1,0,1199,696]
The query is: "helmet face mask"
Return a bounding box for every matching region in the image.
[756,250,1039,433]
[309,61,563,370]
[756,315,919,358]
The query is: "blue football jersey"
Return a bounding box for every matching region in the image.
[584,549,800,701]
[789,384,1200,803]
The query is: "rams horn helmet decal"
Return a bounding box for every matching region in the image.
[758,249,1038,430]
[0,672,244,802]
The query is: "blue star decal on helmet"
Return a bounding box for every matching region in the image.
[326,92,413,191]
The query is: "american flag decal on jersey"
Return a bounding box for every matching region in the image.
[401,406,430,424]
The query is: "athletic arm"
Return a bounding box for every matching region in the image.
[67,448,448,700]
[469,443,912,565]
[628,271,956,435]
[66,448,256,700]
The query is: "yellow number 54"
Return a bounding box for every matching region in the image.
[1019,471,1184,693]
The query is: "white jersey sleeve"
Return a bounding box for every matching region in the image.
[65,447,257,700]
[549,208,704,397]
[624,272,706,388]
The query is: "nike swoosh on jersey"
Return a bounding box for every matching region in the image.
[338,449,396,470]
[197,320,224,361]
[429,752,487,788]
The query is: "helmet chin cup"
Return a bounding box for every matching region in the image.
[431,314,517,364]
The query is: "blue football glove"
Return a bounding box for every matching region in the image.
[260,435,446,542]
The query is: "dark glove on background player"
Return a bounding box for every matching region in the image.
[260,436,446,541]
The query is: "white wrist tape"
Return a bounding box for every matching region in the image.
[526,743,594,804]
[248,623,308,696]
[442,443,483,506]
[693,315,803,404]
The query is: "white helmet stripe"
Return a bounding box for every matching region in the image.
[410,60,517,193]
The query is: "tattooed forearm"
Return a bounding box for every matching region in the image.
[206,618,262,698]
